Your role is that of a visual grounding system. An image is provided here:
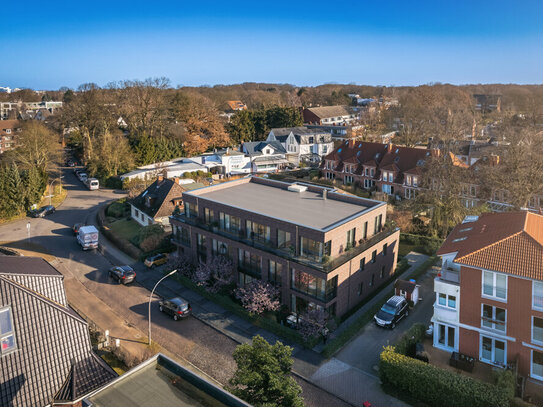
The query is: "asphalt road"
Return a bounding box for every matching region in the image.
[0,169,350,407]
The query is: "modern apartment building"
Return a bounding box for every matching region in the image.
[170,176,399,318]
[432,211,543,383]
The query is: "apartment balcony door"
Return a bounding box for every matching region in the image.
[434,323,457,352]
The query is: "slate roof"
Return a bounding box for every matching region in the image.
[438,211,543,280]
[242,140,286,155]
[0,257,116,407]
[130,178,186,219]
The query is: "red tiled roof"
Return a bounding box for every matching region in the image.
[438,211,543,280]
[0,119,21,136]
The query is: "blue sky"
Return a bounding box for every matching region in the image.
[1,1,542,89]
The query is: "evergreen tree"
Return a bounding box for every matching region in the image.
[226,110,255,144]
[23,165,44,208]
[4,163,25,216]
[227,335,304,407]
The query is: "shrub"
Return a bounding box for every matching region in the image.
[380,346,512,407]
[135,223,164,246]
[511,397,537,407]
[107,202,127,218]
[394,323,426,356]
[139,233,164,252]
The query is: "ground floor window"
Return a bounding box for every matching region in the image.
[480,335,506,366]
[290,294,322,315]
[531,350,543,380]
[435,323,456,350]
[238,272,256,286]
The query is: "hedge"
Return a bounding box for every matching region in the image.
[400,233,443,255]
[394,323,426,356]
[380,346,512,407]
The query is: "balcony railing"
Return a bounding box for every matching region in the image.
[171,214,398,273]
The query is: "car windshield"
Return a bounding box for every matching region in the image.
[180,303,189,311]
[381,303,396,315]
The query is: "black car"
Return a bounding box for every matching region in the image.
[159,297,191,320]
[73,223,86,235]
[108,265,136,284]
[30,205,55,218]
[374,295,409,329]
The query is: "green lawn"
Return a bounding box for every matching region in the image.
[108,218,142,242]
[398,241,420,257]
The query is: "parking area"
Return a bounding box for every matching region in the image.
[335,266,437,374]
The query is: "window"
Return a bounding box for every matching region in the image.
[437,293,456,309]
[357,282,363,296]
[219,212,241,234]
[269,260,283,286]
[374,214,382,234]
[533,281,543,310]
[204,208,214,224]
[212,239,228,257]
[383,243,387,256]
[246,220,271,243]
[238,250,262,277]
[413,176,418,187]
[0,306,16,355]
[300,236,323,261]
[533,317,543,344]
[437,324,456,349]
[406,175,412,186]
[360,257,365,271]
[324,240,331,256]
[291,269,336,301]
[184,202,198,218]
[532,350,543,380]
[179,227,191,247]
[346,228,356,247]
[480,336,506,366]
[371,250,377,263]
[277,229,291,249]
[482,304,506,332]
[482,271,507,300]
[370,274,375,287]
[380,266,385,279]
[363,221,368,239]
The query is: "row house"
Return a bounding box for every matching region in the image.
[0,119,21,153]
[433,211,543,385]
[321,140,430,200]
[266,126,334,165]
[169,176,400,319]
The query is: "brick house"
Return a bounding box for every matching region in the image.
[321,140,431,200]
[0,119,21,154]
[433,211,543,383]
[169,176,399,318]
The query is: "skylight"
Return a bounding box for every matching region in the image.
[452,237,467,243]
[0,306,17,356]
[459,227,473,233]
[338,148,342,153]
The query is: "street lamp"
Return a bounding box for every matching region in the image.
[148,269,178,345]
[48,179,56,206]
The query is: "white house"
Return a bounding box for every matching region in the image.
[199,148,252,176]
[242,140,289,172]
[267,127,334,165]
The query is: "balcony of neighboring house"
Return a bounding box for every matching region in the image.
[434,265,460,325]
[171,214,399,273]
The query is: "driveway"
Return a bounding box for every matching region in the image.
[336,267,436,374]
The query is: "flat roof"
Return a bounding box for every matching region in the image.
[192,179,378,231]
[85,354,249,407]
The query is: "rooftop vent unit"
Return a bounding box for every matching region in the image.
[288,184,308,193]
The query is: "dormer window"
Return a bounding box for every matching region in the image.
[0,306,17,356]
[5,129,11,134]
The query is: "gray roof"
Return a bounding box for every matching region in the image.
[190,178,380,231]
[0,257,116,407]
[270,127,330,143]
[243,140,286,155]
[305,105,355,119]
[84,353,251,407]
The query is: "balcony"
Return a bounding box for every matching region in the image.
[171,214,399,273]
[437,268,460,284]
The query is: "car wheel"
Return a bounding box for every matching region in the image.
[391,322,396,329]
[173,314,179,321]
[159,305,163,312]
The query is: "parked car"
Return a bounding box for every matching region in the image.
[374,295,409,329]
[86,178,99,190]
[30,205,55,218]
[78,172,88,183]
[108,265,136,284]
[72,223,86,235]
[144,253,168,268]
[159,297,191,320]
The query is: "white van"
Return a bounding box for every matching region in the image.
[86,178,99,190]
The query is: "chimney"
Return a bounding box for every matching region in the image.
[387,142,394,151]
[322,189,327,200]
[348,138,356,148]
[157,175,164,183]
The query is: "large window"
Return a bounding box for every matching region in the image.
[219,212,241,234]
[482,271,507,300]
[212,239,228,257]
[269,260,283,286]
[0,306,16,356]
[291,269,336,302]
[299,236,323,261]
[363,221,368,239]
[184,202,198,218]
[480,336,506,366]
[532,350,543,380]
[196,233,207,263]
[533,317,543,344]
[436,323,456,350]
[533,281,543,310]
[346,228,356,247]
[277,229,291,249]
[374,214,382,234]
[238,250,261,277]
[482,304,506,332]
[204,208,214,224]
[437,293,457,309]
[246,220,271,243]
